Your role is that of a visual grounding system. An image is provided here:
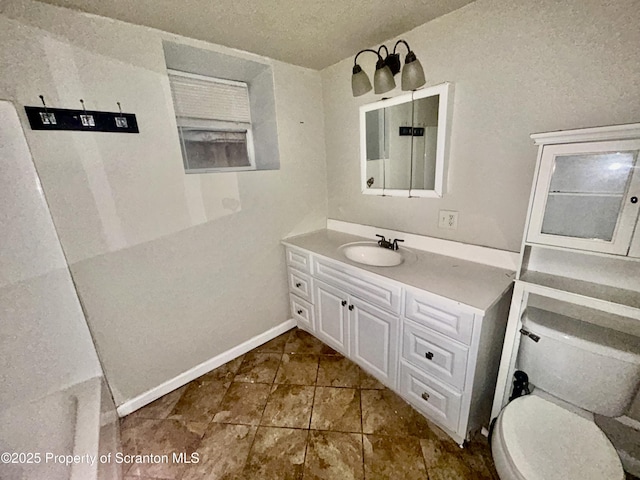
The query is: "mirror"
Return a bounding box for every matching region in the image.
[360,83,452,197]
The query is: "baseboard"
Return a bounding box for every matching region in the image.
[116,319,296,417]
[327,219,519,271]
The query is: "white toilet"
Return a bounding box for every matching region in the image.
[491,307,640,480]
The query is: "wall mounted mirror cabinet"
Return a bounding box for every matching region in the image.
[360,82,452,197]
[527,127,640,256]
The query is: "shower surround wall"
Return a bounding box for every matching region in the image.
[0,0,328,406]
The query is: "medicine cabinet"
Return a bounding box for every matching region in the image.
[527,130,640,256]
[360,83,452,197]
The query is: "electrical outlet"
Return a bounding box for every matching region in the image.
[438,210,458,230]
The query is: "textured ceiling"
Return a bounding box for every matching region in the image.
[34,0,475,69]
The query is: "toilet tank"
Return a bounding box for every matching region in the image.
[518,308,640,417]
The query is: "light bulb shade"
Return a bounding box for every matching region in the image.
[351,64,372,97]
[401,52,426,91]
[374,65,395,94]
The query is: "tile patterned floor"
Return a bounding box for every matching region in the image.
[120,328,500,480]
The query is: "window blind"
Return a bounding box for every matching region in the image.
[168,71,251,123]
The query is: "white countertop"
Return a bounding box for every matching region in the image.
[282,229,515,312]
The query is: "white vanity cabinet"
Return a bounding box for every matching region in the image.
[313,278,400,385]
[284,242,512,446]
[314,280,350,354]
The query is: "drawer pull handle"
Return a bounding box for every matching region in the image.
[297,309,303,315]
[341,300,347,306]
[295,282,302,288]
[421,392,430,401]
[348,305,354,311]
[425,352,434,360]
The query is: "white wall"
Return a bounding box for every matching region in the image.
[0,0,328,405]
[0,101,101,410]
[321,0,640,252]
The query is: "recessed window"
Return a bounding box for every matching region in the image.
[168,69,255,173]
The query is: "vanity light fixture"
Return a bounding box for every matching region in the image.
[351,40,426,97]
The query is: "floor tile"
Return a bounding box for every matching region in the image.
[212,382,271,425]
[361,389,434,438]
[359,370,385,389]
[364,434,428,479]
[124,386,187,421]
[242,427,307,480]
[274,353,319,385]
[234,352,281,383]
[317,356,360,387]
[167,377,231,426]
[459,434,498,480]
[284,329,338,355]
[261,384,315,428]
[196,355,244,383]
[181,423,257,480]
[304,430,364,480]
[121,418,203,479]
[253,330,292,353]
[122,330,502,480]
[420,433,475,480]
[310,387,361,433]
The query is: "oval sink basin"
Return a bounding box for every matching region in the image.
[340,242,404,267]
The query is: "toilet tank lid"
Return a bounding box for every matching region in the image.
[523,308,640,365]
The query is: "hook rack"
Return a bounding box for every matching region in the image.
[24,96,139,133]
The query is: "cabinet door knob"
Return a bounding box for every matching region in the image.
[425,352,434,360]
[341,300,347,306]
[295,282,302,288]
[348,304,354,311]
[421,392,430,401]
[631,196,638,204]
[297,309,303,315]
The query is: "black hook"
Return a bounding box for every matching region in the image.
[39,95,48,113]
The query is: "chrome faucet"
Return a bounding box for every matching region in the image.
[376,235,404,251]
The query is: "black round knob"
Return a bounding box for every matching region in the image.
[348,305,354,311]
[297,309,303,315]
[341,300,347,306]
[295,282,301,287]
[631,196,638,204]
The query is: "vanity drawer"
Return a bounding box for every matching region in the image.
[313,256,401,314]
[402,319,468,391]
[291,294,315,332]
[288,268,313,303]
[405,288,475,345]
[399,361,462,433]
[285,247,312,274]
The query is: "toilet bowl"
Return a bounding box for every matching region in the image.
[491,393,625,480]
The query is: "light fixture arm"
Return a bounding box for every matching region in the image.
[392,39,412,55]
[353,48,382,67]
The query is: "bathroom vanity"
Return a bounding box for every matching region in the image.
[282,227,514,445]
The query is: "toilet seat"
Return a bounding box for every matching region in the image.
[494,395,624,480]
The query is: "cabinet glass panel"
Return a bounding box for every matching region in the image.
[384,101,414,191]
[541,151,637,241]
[411,95,439,190]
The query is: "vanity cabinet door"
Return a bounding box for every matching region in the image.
[349,297,399,389]
[527,139,640,255]
[314,280,349,355]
